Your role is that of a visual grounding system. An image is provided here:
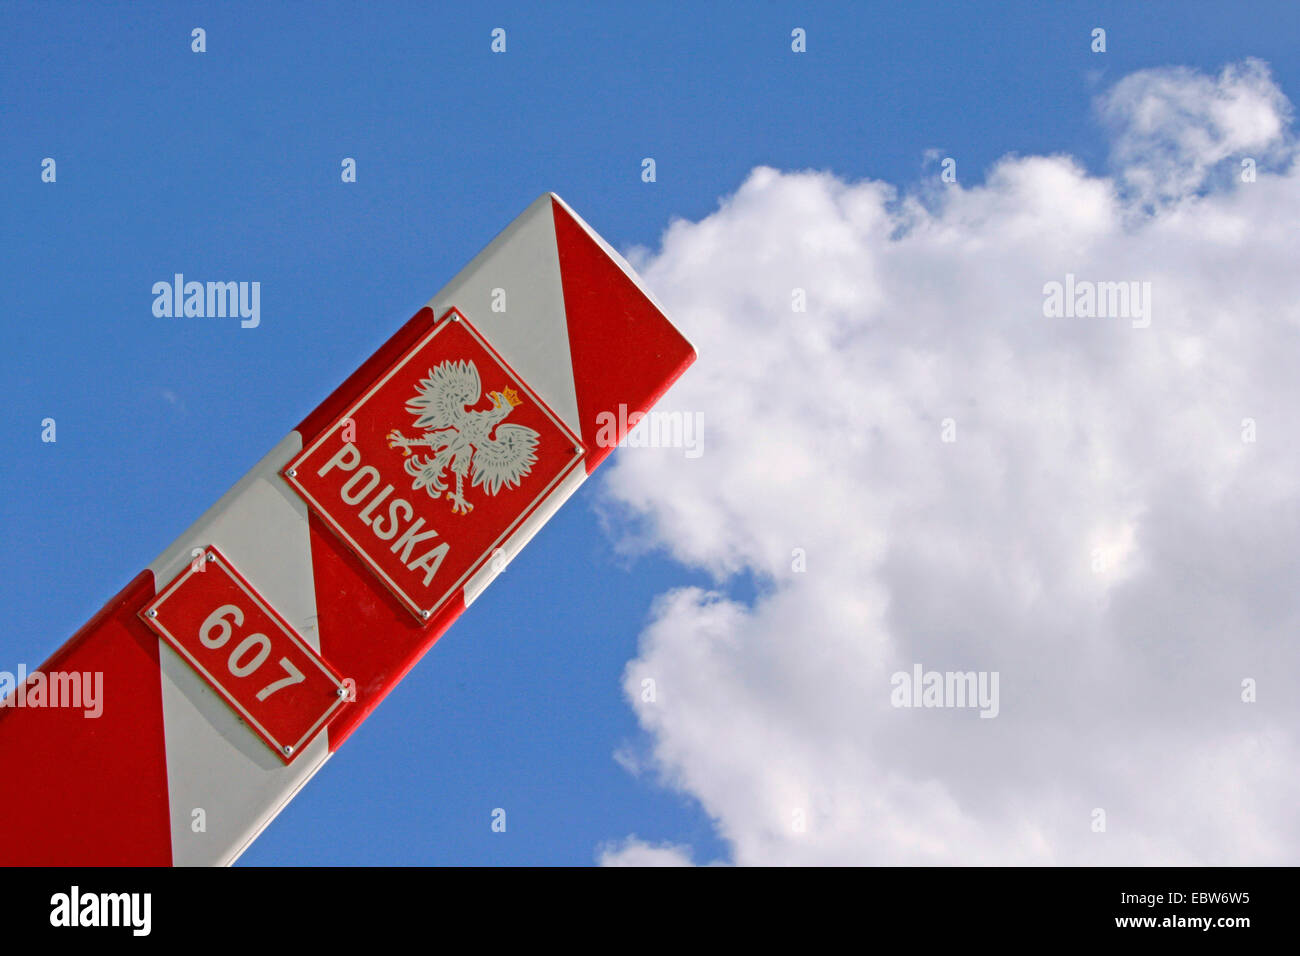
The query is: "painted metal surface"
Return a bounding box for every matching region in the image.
[0,194,696,866]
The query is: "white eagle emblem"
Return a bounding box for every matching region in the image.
[386,359,540,515]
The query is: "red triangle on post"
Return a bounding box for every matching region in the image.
[551,198,697,472]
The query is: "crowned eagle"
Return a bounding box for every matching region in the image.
[386,359,540,515]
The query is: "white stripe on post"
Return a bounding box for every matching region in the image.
[148,433,329,866]
[427,194,582,436]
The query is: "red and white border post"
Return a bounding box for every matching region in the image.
[0,195,695,865]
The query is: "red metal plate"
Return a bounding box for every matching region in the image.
[139,547,348,763]
[282,307,585,621]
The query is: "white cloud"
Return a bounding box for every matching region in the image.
[599,61,1300,865]
[597,837,696,867]
[1099,58,1293,205]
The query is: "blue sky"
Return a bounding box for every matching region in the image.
[3,1,1299,864]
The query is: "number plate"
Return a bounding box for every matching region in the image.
[139,546,348,764]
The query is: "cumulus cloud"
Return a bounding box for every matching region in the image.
[597,837,696,867]
[1100,58,1293,205]
[599,61,1300,865]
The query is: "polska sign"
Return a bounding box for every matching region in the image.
[283,308,585,621]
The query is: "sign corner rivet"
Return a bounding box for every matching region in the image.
[283,745,293,755]
[287,468,297,478]
[147,608,157,618]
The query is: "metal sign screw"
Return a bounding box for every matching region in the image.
[287,468,297,478]
[283,745,293,756]
[147,608,157,618]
